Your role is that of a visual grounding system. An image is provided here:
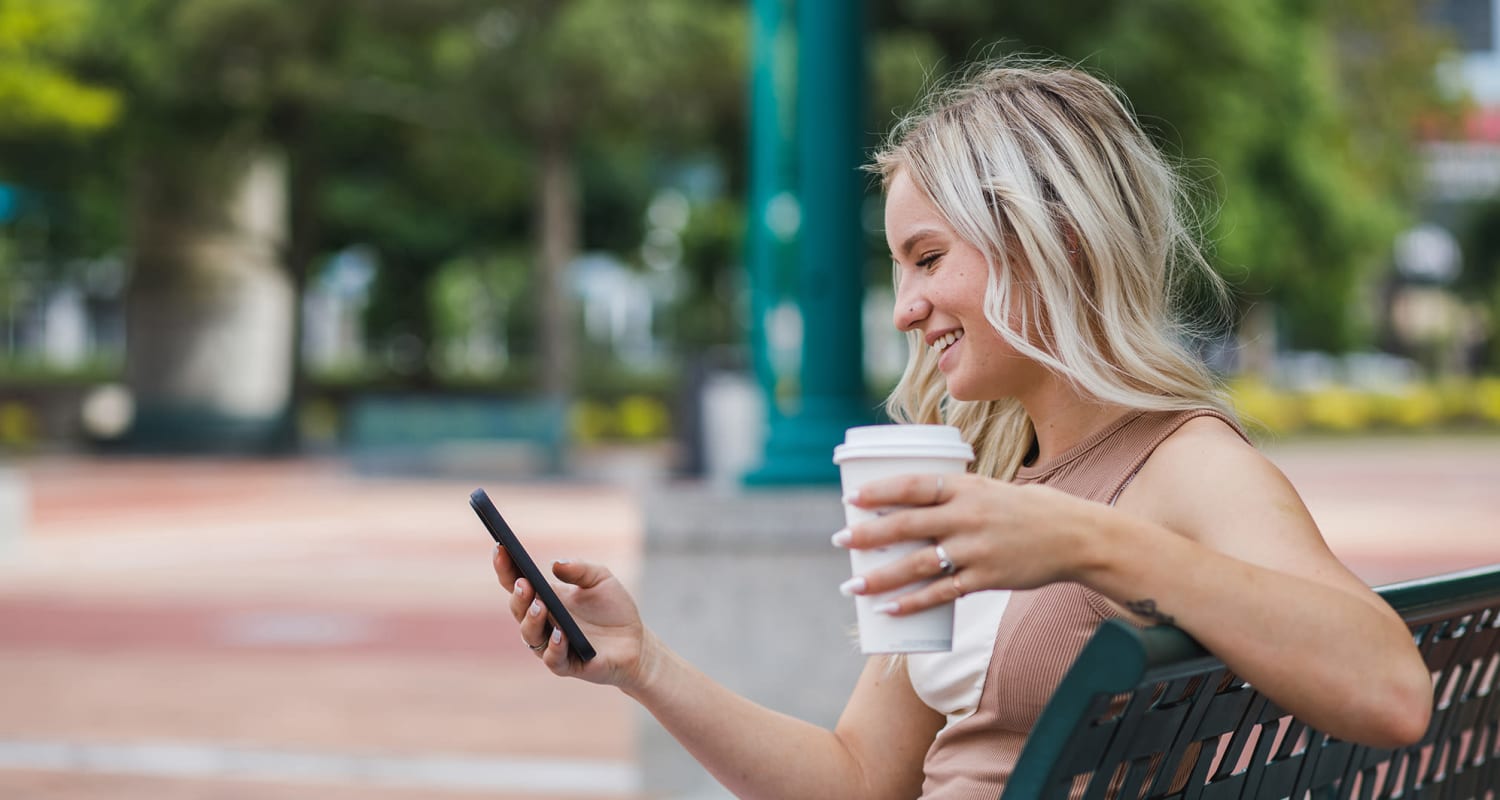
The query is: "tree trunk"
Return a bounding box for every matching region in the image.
[123,144,295,451]
[537,132,578,401]
[275,132,324,451]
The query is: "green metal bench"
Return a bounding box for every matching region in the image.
[345,394,569,476]
[1004,565,1500,800]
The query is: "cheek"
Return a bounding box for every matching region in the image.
[949,326,1032,400]
[965,327,1016,372]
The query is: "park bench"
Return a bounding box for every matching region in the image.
[1003,564,1500,800]
[345,394,568,476]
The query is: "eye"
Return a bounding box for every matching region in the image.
[916,251,943,271]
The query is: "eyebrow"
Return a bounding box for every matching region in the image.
[892,228,944,260]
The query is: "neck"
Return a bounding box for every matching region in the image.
[1017,383,1132,466]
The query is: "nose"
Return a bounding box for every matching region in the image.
[892,280,931,332]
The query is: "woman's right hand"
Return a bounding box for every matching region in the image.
[495,547,654,691]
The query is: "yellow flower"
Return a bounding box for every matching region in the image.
[1302,387,1371,432]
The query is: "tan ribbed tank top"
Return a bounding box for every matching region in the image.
[917,408,1247,800]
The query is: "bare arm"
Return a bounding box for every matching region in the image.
[499,555,940,800]
[840,420,1432,748]
[1077,419,1431,745]
[625,639,941,800]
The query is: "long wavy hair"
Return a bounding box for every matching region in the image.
[871,60,1235,480]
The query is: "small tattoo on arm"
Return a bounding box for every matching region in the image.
[1124,598,1176,626]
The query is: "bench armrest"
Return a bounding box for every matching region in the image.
[1003,564,1500,800]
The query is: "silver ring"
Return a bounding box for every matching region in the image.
[934,543,956,576]
[528,641,546,652]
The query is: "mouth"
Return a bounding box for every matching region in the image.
[930,329,964,356]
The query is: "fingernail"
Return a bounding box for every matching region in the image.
[514,579,526,596]
[493,543,501,557]
[873,602,900,615]
[529,600,542,617]
[831,529,852,548]
[843,491,861,504]
[555,558,572,566]
[838,576,866,596]
[551,628,562,644]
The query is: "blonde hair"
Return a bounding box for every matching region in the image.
[872,60,1234,480]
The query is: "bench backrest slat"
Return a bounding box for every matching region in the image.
[1002,564,1500,800]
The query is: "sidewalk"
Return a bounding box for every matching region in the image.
[0,455,646,799]
[1257,434,1500,584]
[0,435,1496,798]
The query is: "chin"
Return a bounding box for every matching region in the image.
[943,379,987,403]
[944,374,1016,404]
[947,386,978,402]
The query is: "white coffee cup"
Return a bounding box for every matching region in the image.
[833,424,974,654]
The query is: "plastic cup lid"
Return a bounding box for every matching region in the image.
[833,424,975,463]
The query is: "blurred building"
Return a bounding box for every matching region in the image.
[1424,0,1500,207]
[0,256,125,372]
[1385,0,1500,375]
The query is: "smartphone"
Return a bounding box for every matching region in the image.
[470,488,597,661]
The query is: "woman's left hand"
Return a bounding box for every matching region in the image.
[836,473,1097,614]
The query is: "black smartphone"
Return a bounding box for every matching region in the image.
[470,488,597,661]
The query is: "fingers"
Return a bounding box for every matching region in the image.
[848,472,960,510]
[511,578,554,651]
[842,542,961,598]
[539,625,570,671]
[492,544,521,591]
[552,558,611,590]
[496,555,604,673]
[508,576,531,620]
[837,504,952,550]
[869,573,965,616]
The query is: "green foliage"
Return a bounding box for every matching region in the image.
[428,249,531,379]
[1459,197,1500,371]
[661,195,746,349]
[0,0,1460,411]
[877,0,1452,352]
[0,0,125,266]
[0,0,119,134]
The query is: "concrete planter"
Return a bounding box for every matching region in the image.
[638,485,862,798]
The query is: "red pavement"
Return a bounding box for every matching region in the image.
[0,455,645,799]
[0,436,1496,799]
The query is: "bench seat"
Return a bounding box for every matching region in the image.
[1004,565,1500,800]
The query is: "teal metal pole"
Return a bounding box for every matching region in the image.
[746,0,791,424]
[745,0,872,485]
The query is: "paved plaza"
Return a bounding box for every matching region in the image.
[0,435,1496,799]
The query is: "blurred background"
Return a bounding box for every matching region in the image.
[0,1,1498,798]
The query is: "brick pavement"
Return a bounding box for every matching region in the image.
[0,456,645,799]
[0,436,1496,798]
[1259,434,1500,584]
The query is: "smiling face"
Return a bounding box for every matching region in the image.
[885,170,1043,402]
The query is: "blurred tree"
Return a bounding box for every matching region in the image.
[875,0,1452,354]
[3,0,748,415]
[428,0,746,400]
[0,0,121,332]
[1459,196,1500,371]
[71,0,420,446]
[1,0,1453,452]
[0,0,119,135]
[41,0,533,445]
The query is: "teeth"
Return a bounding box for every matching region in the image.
[932,330,964,353]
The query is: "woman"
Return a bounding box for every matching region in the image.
[496,62,1432,799]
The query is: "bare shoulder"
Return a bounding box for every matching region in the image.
[1127,416,1284,500]
[1143,415,1259,464]
[1119,415,1312,549]
[1117,414,1371,593]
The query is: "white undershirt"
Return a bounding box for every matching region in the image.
[906,589,1012,732]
